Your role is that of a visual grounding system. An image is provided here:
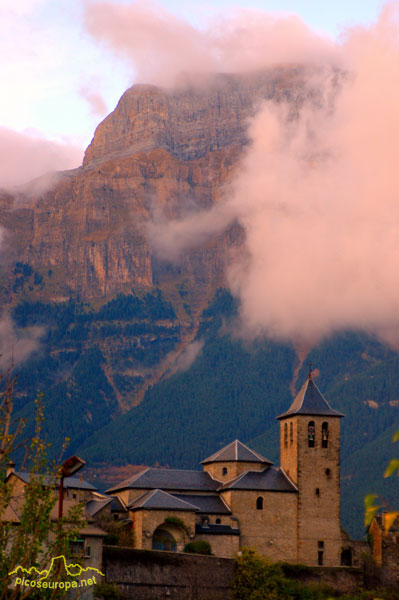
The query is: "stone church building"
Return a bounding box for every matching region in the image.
[106,375,355,566]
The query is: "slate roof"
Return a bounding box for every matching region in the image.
[86,498,112,517]
[12,471,97,491]
[106,468,220,494]
[195,524,240,536]
[277,378,344,420]
[128,489,199,511]
[219,467,298,493]
[201,440,273,465]
[172,494,231,514]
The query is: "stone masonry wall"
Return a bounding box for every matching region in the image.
[102,547,368,599]
[102,546,234,600]
[203,461,266,483]
[220,489,298,562]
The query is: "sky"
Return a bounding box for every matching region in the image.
[1,0,386,159]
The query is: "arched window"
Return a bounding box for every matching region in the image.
[308,421,315,448]
[256,497,263,510]
[215,518,221,524]
[222,467,228,476]
[322,422,329,448]
[284,423,288,447]
[289,422,293,445]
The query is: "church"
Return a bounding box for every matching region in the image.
[106,374,356,566]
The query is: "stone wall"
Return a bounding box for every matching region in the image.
[203,461,266,483]
[102,546,234,600]
[220,489,298,562]
[280,415,343,566]
[102,546,374,599]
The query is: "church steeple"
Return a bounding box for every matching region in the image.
[277,374,344,566]
[277,378,344,420]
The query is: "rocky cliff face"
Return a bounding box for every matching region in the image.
[0,66,308,304]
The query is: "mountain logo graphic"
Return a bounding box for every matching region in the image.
[9,555,104,580]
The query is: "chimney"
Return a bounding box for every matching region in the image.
[6,461,16,478]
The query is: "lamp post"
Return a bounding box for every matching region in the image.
[58,455,85,520]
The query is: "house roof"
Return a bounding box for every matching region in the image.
[106,468,220,494]
[128,489,199,511]
[195,524,240,536]
[201,440,273,465]
[85,498,112,517]
[219,467,298,493]
[10,471,97,491]
[276,378,344,420]
[172,494,231,514]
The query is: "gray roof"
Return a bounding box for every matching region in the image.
[86,498,112,517]
[13,471,97,491]
[173,494,231,514]
[195,524,240,536]
[128,489,198,511]
[219,467,297,493]
[277,378,344,420]
[201,440,273,465]
[106,468,220,494]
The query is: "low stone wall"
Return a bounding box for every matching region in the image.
[102,546,234,600]
[103,546,389,599]
[281,564,364,593]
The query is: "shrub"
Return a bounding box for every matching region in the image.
[183,540,212,555]
[93,582,122,600]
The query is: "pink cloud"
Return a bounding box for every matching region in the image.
[144,2,399,346]
[84,1,339,86]
[0,127,83,190]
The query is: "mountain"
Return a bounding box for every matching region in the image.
[0,68,397,538]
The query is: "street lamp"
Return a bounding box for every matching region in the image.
[58,455,85,519]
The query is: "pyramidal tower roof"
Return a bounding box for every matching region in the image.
[277,377,344,420]
[201,439,273,465]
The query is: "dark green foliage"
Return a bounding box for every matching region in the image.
[93,582,122,600]
[233,550,398,600]
[233,548,300,600]
[14,262,33,277]
[78,331,295,467]
[97,288,175,321]
[183,540,212,555]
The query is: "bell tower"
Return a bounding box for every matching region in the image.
[277,372,344,566]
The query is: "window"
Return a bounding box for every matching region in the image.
[222,467,228,476]
[215,518,221,524]
[325,468,331,478]
[284,423,288,448]
[341,549,352,566]
[256,497,263,510]
[322,422,329,448]
[315,488,320,496]
[290,422,293,445]
[308,421,315,447]
[318,541,324,566]
[201,516,210,526]
[70,538,84,557]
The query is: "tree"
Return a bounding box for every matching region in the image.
[0,372,84,599]
[364,430,399,532]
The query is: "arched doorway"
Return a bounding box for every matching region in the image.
[152,528,177,551]
[151,521,186,552]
